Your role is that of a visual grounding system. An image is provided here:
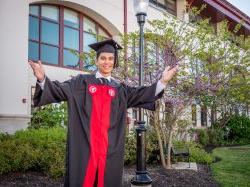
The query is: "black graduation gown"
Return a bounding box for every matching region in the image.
[33,74,164,187]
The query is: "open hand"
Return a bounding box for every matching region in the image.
[28,60,45,82]
[160,65,178,85]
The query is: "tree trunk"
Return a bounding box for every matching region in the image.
[166,124,173,169]
[153,102,168,169]
[155,120,167,169]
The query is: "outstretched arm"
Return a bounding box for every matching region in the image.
[126,65,178,109]
[159,65,178,88]
[29,60,74,107]
[28,60,46,82]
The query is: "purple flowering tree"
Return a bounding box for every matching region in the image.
[113,7,250,168]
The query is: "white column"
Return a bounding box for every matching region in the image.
[207,108,211,127]
[196,105,201,127]
[176,0,187,20]
[0,0,31,134]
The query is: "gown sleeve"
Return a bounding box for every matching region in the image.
[125,82,164,111]
[33,75,79,107]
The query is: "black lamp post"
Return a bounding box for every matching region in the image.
[131,0,152,186]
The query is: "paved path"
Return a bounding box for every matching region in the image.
[172,162,197,171]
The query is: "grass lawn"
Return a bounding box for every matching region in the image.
[211,145,250,187]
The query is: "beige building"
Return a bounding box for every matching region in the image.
[0,0,249,133]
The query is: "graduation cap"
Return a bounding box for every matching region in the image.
[89,39,122,68]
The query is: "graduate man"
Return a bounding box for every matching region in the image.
[28,39,178,187]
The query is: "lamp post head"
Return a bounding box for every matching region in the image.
[134,0,149,16]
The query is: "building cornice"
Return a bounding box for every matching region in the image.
[203,0,250,30]
[0,114,32,119]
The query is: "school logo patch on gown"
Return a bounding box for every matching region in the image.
[108,88,116,97]
[89,85,97,94]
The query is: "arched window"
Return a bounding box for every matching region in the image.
[28,4,111,71]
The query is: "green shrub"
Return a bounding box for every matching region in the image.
[190,146,214,164]
[206,127,225,146]
[0,126,215,177]
[125,129,213,165]
[124,130,136,165]
[226,115,250,143]
[208,115,250,146]
[196,129,209,146]
[0,127,66,178]
[173,141,214,164]
[124,128,160,165]
[146,128,160,164]
[30,103,68,129]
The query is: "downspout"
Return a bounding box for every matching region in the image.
[124,0,128,80]
[124,0,129,131]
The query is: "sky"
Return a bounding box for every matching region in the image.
[227,0,250,17]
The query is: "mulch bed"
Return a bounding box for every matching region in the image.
[0,164,219,187]
[0,172,63,187]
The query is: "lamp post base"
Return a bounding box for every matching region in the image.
[131,184,151,187]
[130,171,152,187]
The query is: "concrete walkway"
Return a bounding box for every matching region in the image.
[171,162,198,171]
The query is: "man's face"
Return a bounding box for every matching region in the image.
[95,52,115,76]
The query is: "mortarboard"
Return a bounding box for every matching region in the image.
[89,39,122,68]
